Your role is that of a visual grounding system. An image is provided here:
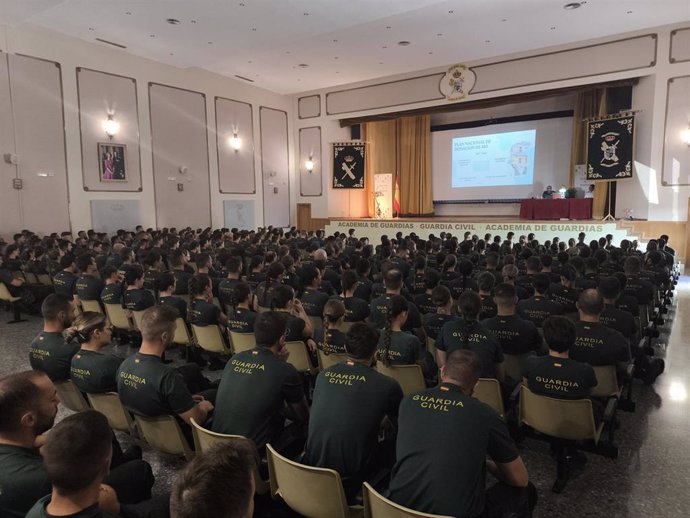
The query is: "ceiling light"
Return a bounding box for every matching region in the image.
[88,27,94,31]
[563,2,582,10]
[626,10,633,14]
[298,63,309,68]
[448,10,454,14]
[247,60,252,63]
[550,26,556,30]
[304,12,309,16]
[334,56,339,60]
[190,19,197,23]
[333,39,338,42]
[169,52,174,56]
[386,26,392,29]
[149,34,155,38]
[239,2,245,5]
[397,41,410,46]
[125,11,132,15]
[251,28,257,31]
[382,46,387,49]
[485,39,491,43]
[501,18,508,22]
[208,41,213,44]
[166,18,180,25]
[437,33,443,36]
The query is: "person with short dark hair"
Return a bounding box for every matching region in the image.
[29,294,79,382]
[338,269,371,322]
[123,265,156,312]
[99,265,123,306]
[517,273,564,327]
[597,277,637,339]
[388,349,533,518]
[188,274,228,327]
[52,253,78,299]
[550,264,579,313]
[157,272,187,320]
[413,268,441,315]
[300,264,331,317]
[171,441,256,518]
[75,255,103,302]
[422,285,458,340]
[370,269,423,337]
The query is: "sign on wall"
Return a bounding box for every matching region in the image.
[586,114,635,181]
[332,142,366,189]
[223,200,255,231]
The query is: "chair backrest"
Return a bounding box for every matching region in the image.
[519,385,598,442]
[87,392,135,433]
[426,337,437,358]
[131,310,146,331]
[473,378,505,418]
[502,353,531,385]
[36,273,53,285]
[309,315,323,332]
[192,324,232,355]
[134,414,194,460]
[229,331,256,354]
[266,444,355,518]
[591,365,620,398]
[24,272,38,284]
[376,362,425,396]
[340,321,357,333]
[54,380,90,412]
[317,349,348,370]
[256,305,270,314]
[0,283,19,302]
[363,482,453,518]
[284,341,318,374]
[81,299,104,314]
[104,304,132,331]
[173,318,192,345]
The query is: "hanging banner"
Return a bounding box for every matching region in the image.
[374,173,393,219]
[586,114,635,180]
[332,142,366,189]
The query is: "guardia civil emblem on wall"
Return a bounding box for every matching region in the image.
[586,114,635,180]
[440,64,476,102]
[332,142,366,189]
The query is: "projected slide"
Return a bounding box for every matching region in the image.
[451,129,536,188]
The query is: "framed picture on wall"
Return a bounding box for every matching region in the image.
[98,142,127,182]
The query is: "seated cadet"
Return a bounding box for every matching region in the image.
[388,349,533,518]
[67,312,123,394]
[0,371,155,518]
[75,254,103,302]
[406,255,428,295]
[377,295,436,383]
[171,441,256,518]
[477,271,498,320]
[212,311,309,456]
[515,256,541,296]
[612,272,640,317]
[254,262,285,309]
[549,264,580,313]
[142,251,164,291]
[305,322,403,501]
[436,291,503,380]
[448,260,478,300]
[123,265,156,312]
[422,285,458,340]
[270,284,314,345]
[188,274,228,327]
[52,253,78,300]
[29,294,79,382]
[500,264,530,300]
[226,282,257,334]
[622,256,655,306]
[337,269,370,322]
[525,316,597,400]
[117,305,215,443]
[170,249,193,296]
[482,283,543,357]
[246,255,266,288]
[313,299,348,355]
[99,265,123,306]
[413,268,441,316]
[370,269,424,339]
[157,272,187,320]
[300,264,331,317]
[598,276,637,339]
[517,273,564,327]
[218,256,244,311]
[353,258,373,301]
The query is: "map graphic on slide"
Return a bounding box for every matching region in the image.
[451,129,536,188]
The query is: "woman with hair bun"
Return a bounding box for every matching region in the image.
[226,282,257,334]
[313,299,347,356]
[67,311,123,393]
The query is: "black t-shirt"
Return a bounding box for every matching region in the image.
[407,271,427,295]
[413,293,436,315]
[478,294,498,320]
[124,288,156,311]
[218,278,242,309]
[70,349,123,393]
[26,496,104,518]
[117,352,196,417]
[517,295,564,327]
[283,313,307,342]
[227,307,257,333]
[188,299,221,326]
[29,331,79,382]
[370,294,422,332]
[448,276,478,300]
[570,321,631,366]
[305,360,403,478]
[53,270,77,298]
[388,383,519,518]
[435,320,503,379]
[623,275,655,306]
[339,295,371,322]
[376,331,424,366]
[353,277,372,301]
[617,293,640,317]
[600,304,637,338]
[100,283,123,305]
[525,355,597,400]
[143,269,160,291]
[213,347,305,448]
[247,271,266,288]
[422,313,458,340]
[301,289,331,317]
[255,281,279,308]
[549,284,580,313]
[173,270,193,295]
[481,314,543,355]
[75,275,103,301]
[313,327,348,355]
[159,295,187,320]
[0,444,51,518]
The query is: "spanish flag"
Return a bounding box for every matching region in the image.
[393,175,401,216]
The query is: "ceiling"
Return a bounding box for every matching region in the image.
[3,0,689,95]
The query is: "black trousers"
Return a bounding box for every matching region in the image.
[107,459,155,504]
[481,481,537,518]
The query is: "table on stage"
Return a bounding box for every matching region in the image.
[519,198,593,220]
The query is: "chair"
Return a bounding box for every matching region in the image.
[131,310,146,331]
[0,282,25,323]
[24,272,39,284]
[425,337,437,358]
[309,315,323,332]
[173,317,193,346]
[134,414,194,460]
[229,331,256,354]
[591,365,622,399]
[317,349,348,370]
[104,303,133,332]
[519,385,617,493]
[284,341,319,374]
[54,380,90,412]
[266,444,362,518]
[340,321,357,333]
[36,273,53,285]
[473,378,505,418]
[256,305,270,314]
[81,299,104,314]
[192,324,233,355]
[376,362,425,396]
[190,419,269,494]
[363,482,453,518]
[87,392,136,435]
[502,353,531,386]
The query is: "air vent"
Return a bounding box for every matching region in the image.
[95,38,127,49]
[235,75,255,83]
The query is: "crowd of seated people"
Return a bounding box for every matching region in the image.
[0,224,680,518]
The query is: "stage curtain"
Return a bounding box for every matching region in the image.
[397,115,433,216]
[361,120,397,218]
[570,88,609,219]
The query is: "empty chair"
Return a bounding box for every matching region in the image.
[473,378,505,418]
[36,273,53,286]
[54,380,90,412]
[284,341,319,374]
[192,324,232,356]
[134,414,194,461]
[229,331,256,354]
[266,444,362,518]
[104,303,133,332]
[81,299,104,315]
[363,482,453,518]
[0,282,25,323]
[376,362,425,396]
[317,349,348,370]
[87,392,136,435]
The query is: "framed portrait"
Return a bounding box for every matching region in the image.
[98,142,127,182]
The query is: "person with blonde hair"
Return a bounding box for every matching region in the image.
[67,311,123,394]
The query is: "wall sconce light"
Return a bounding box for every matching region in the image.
[103,114,120,139]
[305,154,315,173]
[681,125,690,146]
[229,132,242,152]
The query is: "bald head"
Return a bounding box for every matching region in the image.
[577,289,604,317]
[313,249,327,261]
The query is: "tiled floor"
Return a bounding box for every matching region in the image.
[2,279,689,517]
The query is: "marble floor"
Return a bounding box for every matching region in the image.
[2,280,689,518]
